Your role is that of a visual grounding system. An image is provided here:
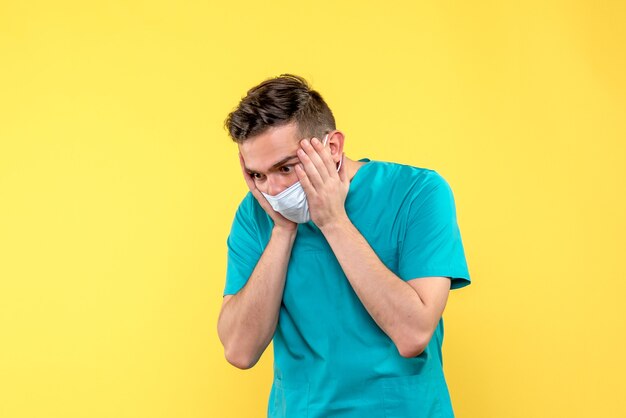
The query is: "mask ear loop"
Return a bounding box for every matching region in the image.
[322,133,343,172]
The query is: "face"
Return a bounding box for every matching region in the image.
[239,122,340,196]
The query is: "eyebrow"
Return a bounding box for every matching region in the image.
[246,155,299,173]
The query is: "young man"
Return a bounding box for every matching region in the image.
[217,74,471,418]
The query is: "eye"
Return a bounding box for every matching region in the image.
[249,172,265,180]
[279,165,293,174]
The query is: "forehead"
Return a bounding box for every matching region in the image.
[239,123,302,172]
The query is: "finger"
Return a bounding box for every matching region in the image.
[297,145,325,190]
[239,154,292,223]
[250,187,276,214]
[295,163,317,198]
[239,154,269,203]
[312,136,338,176]
[238,153,257,192]
[301,138,330,180]
[239,163,282,215]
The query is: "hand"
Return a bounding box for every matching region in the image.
[239,153,297,233]
[295,138,350,229]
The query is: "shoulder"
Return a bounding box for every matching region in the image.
[231,192,272,236]
[362,159,450,195]
[235,191,257,215]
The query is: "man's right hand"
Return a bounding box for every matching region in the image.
[239,153,298,233]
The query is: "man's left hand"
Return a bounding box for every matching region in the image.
[295,137,350,229]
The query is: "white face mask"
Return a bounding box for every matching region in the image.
[261,134,342,224]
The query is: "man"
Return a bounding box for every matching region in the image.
[217,74,471,418]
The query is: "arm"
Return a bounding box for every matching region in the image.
[217,226,296,369]
[320,219,450,358]
[295,137,450,357]
[217,153,297,369]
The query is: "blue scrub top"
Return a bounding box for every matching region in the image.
[225,159,471,418]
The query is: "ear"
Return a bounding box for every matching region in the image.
[326,130,345,164]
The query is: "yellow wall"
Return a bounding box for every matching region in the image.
[1,1,625,417]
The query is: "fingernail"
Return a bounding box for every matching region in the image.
[311,137,319,145]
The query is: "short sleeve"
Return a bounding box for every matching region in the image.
[398,172,471,290]
[224,193,265,296]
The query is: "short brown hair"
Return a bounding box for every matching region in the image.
[224,74,336,143]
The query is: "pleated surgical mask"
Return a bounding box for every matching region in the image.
[262,134,342,223]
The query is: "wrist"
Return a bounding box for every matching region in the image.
[272,224,297,242]
[319,214,352,236]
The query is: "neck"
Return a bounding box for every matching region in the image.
[341,156,367,182]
